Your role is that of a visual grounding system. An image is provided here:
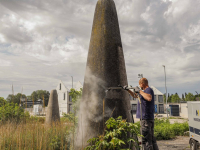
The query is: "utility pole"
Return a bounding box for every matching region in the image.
[71,76,73,89]
[43,94,45,115]
[20,87,23,107]
[196,91,199,101]
[163,65,168,119]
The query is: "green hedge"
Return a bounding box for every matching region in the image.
[135,118,189,140]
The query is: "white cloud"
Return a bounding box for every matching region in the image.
[0,0,200,98]
[0,59,12,66]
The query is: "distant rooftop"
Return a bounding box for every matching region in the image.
[150,86,163,95]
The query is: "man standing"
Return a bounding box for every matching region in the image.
[125,78,159,150]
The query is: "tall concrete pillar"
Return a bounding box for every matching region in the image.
[75,0,134,149]
[45,89,60,124]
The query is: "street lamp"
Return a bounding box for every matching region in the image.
[162,65,168,118]
[71,76,73,89]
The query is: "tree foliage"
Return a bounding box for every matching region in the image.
[162,92,197,103]
[6,93,27,105]
[194,94,200,101]
[0,102,29,122]
[171,93,180,103]
[5,90,50,106]
[182,94,185,101]
[30,90,50,106]
[185,93,195,101]
[0,97,6,107]
[169,94,173,103]
[69,88,82,112]
[63,88,82,124]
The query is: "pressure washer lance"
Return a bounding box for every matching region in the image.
[105,85,143,150]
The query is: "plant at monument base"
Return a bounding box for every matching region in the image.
[85,116,141,150]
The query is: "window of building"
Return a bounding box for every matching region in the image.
[158,95,163,103]
[63,93,65,100]
[60,83,61,90]
[132,104,137,110]
[69,104,73,113]
[154,95,156,101]
[129,94,133,100]
[69,95,72,102]
[131,104,137,114]
[159,104,164,113]
[154,104,157,113]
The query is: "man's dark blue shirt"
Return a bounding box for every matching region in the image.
[136,87,154,120]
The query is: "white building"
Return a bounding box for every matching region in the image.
[130,86,164,114]
[151,86,164,113]
[56,80,83,116]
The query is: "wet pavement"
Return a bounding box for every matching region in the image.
[157,136,190,150]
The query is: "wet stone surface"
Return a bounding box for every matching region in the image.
[157,136,190,150]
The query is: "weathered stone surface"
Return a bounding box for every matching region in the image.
[75,0,133,149]
[45,89,60,124]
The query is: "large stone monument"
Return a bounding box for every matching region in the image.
[75,0,134,149]
[45,89,60,124]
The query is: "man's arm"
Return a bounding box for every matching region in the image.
[139,90,152,101]
[127,90,138,98]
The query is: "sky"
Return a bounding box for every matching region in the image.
[0,0,200,99]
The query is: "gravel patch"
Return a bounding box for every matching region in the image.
[157,136,190,150]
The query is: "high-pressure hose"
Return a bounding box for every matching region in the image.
[137,94,143,150]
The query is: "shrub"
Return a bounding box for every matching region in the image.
[136,118,189,140]
[0,102,30,123]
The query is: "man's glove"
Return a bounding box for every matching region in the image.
[134,86,141,93]
[123,85,128,90]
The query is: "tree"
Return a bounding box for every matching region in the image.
[164,94,166,103]
[30,90,50,106]
[6,93,26,105]
[69,88,82,113]
[194,94,200,101]
[171,93,180,103]
[185,93,195,101]
[63,88,82,123]
[31,91,37,102]
[182,94,185,101]
[167,94,173,103]
[0,102,29,122]
[164,93,170,103]
[0,97,6,107]
[26,95,32,100]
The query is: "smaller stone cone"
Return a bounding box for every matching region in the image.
[45,89,60,124]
